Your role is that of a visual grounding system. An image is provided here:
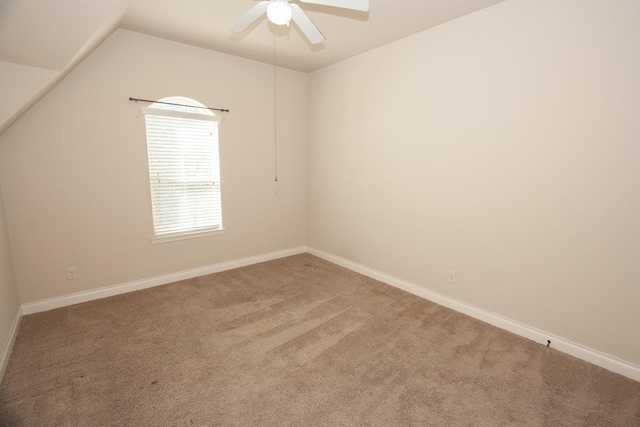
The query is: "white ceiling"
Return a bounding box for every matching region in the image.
[0,0,125,70]
[0,0,507,134]
[1,0,508,74]
[121,0,508,73]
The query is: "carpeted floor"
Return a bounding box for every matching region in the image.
[1,254,639,426]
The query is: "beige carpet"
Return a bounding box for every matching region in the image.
[1,254,639,426]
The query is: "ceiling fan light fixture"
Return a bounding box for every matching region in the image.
[231,0,368,44]
[267,0,292,25]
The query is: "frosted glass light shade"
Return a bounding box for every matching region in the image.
[267,0,291,25]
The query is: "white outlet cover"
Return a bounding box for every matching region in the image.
[448,271,456,284]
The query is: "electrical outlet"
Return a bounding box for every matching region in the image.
[448,270,456,284]
[67,267,77,280]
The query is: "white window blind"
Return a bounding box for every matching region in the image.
[142,97,222,242]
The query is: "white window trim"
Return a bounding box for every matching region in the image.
[151,226,226,244]
[142,97,224,244]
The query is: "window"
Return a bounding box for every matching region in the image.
[142,96,223,243]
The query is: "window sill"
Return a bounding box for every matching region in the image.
[152,227,226,244]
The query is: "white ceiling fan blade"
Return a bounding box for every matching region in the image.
[299,0,369,12]
[290,4,325,44]
[230,1,270,33]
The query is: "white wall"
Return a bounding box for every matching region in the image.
[0,29,308,304]
[0,185,20,380]
[308,0,640,366]
[0,61,58,127]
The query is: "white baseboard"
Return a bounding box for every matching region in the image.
[307,247,640,383]
[17,245,639,383]
[21,246,307,315]
[0,306,22,383]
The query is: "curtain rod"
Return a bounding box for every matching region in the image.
[129,97,229,113]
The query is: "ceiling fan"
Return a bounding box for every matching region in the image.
[230,0,369,45]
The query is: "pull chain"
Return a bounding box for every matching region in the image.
[273,33,278,182]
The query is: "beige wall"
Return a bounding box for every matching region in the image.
[0,29,308,304]
[0,184,20,377]
[0,61,58,127]
[308,0,640,365]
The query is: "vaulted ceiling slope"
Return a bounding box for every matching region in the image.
[0,0,506,136]
[0,0,131,135]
